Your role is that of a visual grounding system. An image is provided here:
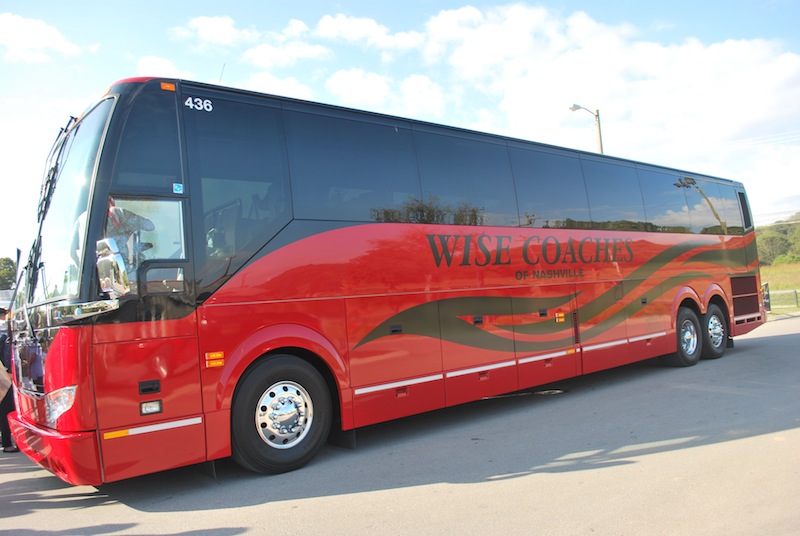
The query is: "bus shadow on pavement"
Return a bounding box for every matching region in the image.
[79,327,800,513]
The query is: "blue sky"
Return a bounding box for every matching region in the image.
[1,0,799,260]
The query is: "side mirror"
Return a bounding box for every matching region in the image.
[96,238,131,298]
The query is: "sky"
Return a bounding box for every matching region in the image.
[1,0,799,262]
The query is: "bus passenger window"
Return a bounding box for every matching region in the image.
[581,159,646,231]
[717,184,745,235]
[414,130,519,227]
[637,169,691,233]
[678,178,728,234]
[509,148,591,229]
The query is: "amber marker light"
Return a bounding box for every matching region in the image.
[205,351,225,368]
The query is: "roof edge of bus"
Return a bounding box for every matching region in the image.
[111,76,166,85]
[101,76,740,186]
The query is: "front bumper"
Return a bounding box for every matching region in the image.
[9,411,103,486]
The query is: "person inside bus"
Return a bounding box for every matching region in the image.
[0,308,18,453]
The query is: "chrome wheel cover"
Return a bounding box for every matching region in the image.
[707,315,725,349]
[680,318,698,356]
[255,381,314,450]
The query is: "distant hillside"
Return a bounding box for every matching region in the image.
[756,212,800,265]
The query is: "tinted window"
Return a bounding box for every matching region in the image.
[675,177,726,234]
[33,99,113,302]
[113,88,181,193]
[509,148,591,228]
[415,130,519,226]
[284,111,421,222]
[738,191,753,230]
[717,184,745,235]
[184,95,291,292]
[581,159,646,231]
[103,197,185,295]
[637,169,691,233]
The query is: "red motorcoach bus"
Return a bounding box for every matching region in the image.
[9,77,764,485]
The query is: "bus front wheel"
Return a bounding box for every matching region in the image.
[231,355,332,474]
[661,307,702,367]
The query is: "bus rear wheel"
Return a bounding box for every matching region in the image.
[661,307,702,367]
[231,355,332,474]
[701,304,728,360]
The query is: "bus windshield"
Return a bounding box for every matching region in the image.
[29,98,114,304]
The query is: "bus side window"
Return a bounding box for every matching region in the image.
[509,147,591,229]
[414,130,519,227]
[183,94,292,296]
[637,169,691,233]
[104,197,185,294]
[581,159,646,232]
[112,90,182,193]
[717,184,745,235]
[284,110,421,223]
[204,199,242,257]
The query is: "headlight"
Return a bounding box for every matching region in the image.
[45,385,77,427]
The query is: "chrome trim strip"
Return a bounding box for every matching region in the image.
[582,339,629,352]
[734,313,762,323]
[104,416,202,440]
[628,331,668,343]
[518,348,579,365]
[446,360,516,378]
[354,374,444,395]
[52,299,120,324]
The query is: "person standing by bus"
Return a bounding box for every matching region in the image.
[0,308,18,453]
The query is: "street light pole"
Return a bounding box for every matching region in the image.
[570,104,604,154]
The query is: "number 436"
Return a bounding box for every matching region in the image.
[184,97,213,112]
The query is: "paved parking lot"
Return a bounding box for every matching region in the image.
[1,316,798,535]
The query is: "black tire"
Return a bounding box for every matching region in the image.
[231,355,332,474]
[661,307,702,367]
[701,304,728,359]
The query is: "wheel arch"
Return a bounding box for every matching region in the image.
[216,324,351,429]
[671,286,702,329]
[703,284,731,327]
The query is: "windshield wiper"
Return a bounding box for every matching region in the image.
[25,236,42,303]
[37,116,76,223]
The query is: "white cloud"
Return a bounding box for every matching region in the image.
[243,41,330,69]
[2,2,798,265]
[171,16,260,49]
[240,72,315,101]
[315,14,423,52]
[283,19,310,40]
[399,75,445,117]
[0,13,80,62]
[136,56,194,79]
[422,6,484,64]
[405,4,800,222]
[325,68,391,107]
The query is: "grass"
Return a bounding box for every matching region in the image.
[760,263,800,316]
[760,263,800,291]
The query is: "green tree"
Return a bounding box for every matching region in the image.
[773,253,800,265]
[0,257,17,290]
[788,223,800,256]
[758,232,791,265]
[756,211,800,265]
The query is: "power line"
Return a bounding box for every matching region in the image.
[651,128,800,163]
[754,209,800,227]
